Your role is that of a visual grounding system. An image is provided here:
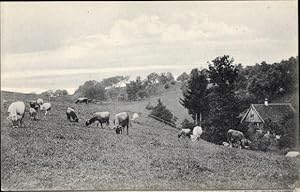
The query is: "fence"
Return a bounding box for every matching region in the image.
[148,114,178,129]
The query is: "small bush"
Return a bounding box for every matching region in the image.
[181,118,195,129]
[164,84,170,89]
[171,81,176,85]
[145,102,154,110]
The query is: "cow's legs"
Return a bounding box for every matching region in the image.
[126,125,129,135]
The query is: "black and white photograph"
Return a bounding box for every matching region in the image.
[1,1,299,191]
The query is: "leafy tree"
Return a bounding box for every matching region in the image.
[204,55,240,144]
[180,68,208,124]
[147,72,159,84]
[158,73,168,84]
[208,55,239,88]
[101,76,129,87]
[74,80,106,100]
[177,72,189,82]
[166,72,175,82]
[126,76,147,101]
[55,89,68,96]
[247,57,298,103]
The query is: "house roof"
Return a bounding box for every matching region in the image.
[243,103,296,123]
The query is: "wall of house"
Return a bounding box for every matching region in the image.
[244,107,263,123]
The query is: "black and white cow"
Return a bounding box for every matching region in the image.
[66,107,79,122]
[75,97,89,104]
[29,100,39,110]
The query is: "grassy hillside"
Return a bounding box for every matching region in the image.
[1,91,298,190]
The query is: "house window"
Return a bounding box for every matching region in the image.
[250,113,254,119]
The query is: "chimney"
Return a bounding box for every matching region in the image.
[264,98,268,106]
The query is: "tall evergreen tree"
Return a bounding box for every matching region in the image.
[180,68,208,124]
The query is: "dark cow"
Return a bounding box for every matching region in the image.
[75,97,89,104]
[178,129,192,138]
[227,129,251,149]
[29,101,39,110]
[86,111,110,128]
[113,112,130,135]
[66,107,79,122]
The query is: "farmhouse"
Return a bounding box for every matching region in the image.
[240,99,296,128]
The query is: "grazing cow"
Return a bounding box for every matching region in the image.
[113,112,130,135]
[7,101,26,128]
[86,111,110,128]
[191,126,203,142]
[115,126,122,134]
[66,107,79,122]
[227,129,250,149]
[75,97,89,104]
[131,112,141,123]
[222,142,230,147]
[29,108,37,120]
[178,128,192,138]
[29,101,39,110]
[40,102,51,115]
[37,98,44,106]
[286,151,299,158]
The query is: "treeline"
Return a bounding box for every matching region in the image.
[179,55,298,149]
[74,72,177,101]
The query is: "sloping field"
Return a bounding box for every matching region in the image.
[1,92,298,190]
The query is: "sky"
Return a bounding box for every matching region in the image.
[1,1,298,94]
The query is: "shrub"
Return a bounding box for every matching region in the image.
[181,118,195,129]
[145,102,154,110]
[150,99,176,124]
[137,90,149,99]
[164,83,170,89]
[171,81,176,85]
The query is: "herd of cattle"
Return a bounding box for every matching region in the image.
[5,97,255,148]
[5,97,139,135]
[3,97,299,156]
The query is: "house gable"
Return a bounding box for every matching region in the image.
[241,105,264,123]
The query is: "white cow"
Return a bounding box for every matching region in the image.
[286,151,299,158]
[7,101,26,128]
[191,126,203,142]
[40,102,51,115]
[37,98,44,106]
[131,112,141,123]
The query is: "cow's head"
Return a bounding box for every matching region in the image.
[115,126,122,134]
[241,138,251,149]
[85,120,90,126]
[7,114,19,128]
[74,118,79,123]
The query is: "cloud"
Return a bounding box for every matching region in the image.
[1,2,297,93]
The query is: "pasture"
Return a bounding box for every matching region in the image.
[1,91,298,190]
